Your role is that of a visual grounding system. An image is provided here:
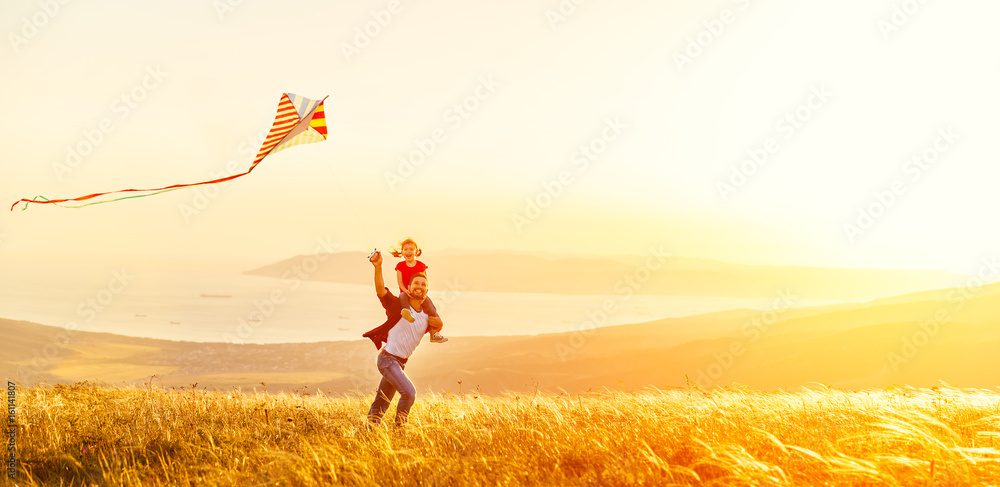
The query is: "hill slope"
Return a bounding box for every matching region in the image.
[5,280,1000,392]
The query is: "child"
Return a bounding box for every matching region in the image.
[390,238,448,343]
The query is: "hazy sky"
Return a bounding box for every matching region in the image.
[2,0,999,273]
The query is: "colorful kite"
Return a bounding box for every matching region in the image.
[10,93,328,211]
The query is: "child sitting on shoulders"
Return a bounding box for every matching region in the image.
[390,238,447,343]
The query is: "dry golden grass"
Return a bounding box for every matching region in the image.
[8,382,1000,486]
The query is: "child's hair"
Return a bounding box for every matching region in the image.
[390,238,423,258]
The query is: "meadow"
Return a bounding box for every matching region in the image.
[8,382,1000,486]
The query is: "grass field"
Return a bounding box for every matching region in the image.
[8,382,1000,486]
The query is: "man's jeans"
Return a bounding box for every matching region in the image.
[368,352,416,425]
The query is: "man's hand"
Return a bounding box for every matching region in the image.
[372,250,387,297]
[427,316,443,333]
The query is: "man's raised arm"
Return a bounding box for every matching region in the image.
[371,251,388,298]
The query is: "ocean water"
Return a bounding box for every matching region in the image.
[0,258,846,344]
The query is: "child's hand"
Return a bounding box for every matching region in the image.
[427,316,443,333]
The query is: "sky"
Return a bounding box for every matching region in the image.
[2,0,1000,273]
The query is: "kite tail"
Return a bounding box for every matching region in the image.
[10,170,253,211]
[12,93,329,212]
[11,195,54,211]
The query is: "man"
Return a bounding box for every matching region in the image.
[363,250,443,425]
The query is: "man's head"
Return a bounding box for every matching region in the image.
[407,272,428,300]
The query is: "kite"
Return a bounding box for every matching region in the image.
[10,93,328,211]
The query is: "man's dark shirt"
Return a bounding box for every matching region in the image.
[362,286,405,349]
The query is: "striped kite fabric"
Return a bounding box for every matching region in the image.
[10,92,329,211]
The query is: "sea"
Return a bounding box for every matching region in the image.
[0,257,848,344]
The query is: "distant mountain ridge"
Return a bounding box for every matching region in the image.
[244,250,971,300]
